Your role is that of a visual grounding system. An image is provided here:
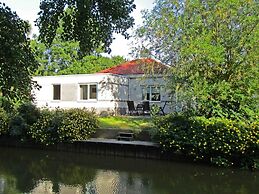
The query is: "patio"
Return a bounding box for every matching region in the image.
[127,100,169,116]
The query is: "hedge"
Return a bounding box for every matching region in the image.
[29,108,98,145]
[154,114,259,169]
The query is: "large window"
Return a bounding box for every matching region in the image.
[142,86,161,101]
[53,84,61,100]
[79,84,97,100]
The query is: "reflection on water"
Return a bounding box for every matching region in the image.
[0,147,258,194]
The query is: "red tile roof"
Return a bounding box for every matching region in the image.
[98,58,167,75]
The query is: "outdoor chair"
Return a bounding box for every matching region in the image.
[127,101,138,115]
[136,103,144,115]
[142,101,150,115]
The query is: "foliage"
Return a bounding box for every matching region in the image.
[31,35,125,75]
[0,3,38,102]
[0,107,9,135]
[9,115,27,136]
[134,0,259,120]
[9,102,40,137]
[36,0,136,56]
[150,104,161,116]
[0,96,12,111]
[28,109,61,145]
[57,108,98,142]
[154,113,259,169]
[29,108,98,145]
[58,55,125,75]
[17,102,41,125]
[31,34,79,75]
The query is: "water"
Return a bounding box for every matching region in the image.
[0,147,258,194]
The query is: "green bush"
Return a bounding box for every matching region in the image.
[29,109,62,145]
[9,115,26,136]
[0,107,9,135]
[154,113,259,169]
[58,109,98,142]
[0,96,12,112]
[9,102,40,137]
[29,108,98,145]
[17,102,40,125]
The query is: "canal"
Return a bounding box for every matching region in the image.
[0,147,258,194]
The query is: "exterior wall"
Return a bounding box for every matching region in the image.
[32,73,174,114]
[32,73,129,115]
[127,75,172,113]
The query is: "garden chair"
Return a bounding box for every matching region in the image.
[127,101,138,115]
[142,101,150,115]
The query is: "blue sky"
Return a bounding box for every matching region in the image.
[1,0,155,58]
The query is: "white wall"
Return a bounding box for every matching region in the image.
[32,73,129,114]
[32,73,173,114]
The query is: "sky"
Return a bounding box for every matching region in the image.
[1,0,155,59]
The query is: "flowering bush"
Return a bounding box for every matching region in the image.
[154,113,259,168]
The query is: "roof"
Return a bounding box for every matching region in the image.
[98,58,168,75]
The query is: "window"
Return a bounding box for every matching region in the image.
[53,84,61,100]
[142,86,161,101]
[151,86,161,101]
[79,84,97,100]
[142,87,150,101]
[90,85,97,99]
[80,85,88,100]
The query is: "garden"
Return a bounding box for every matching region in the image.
[0,101,258,170]
[0,0,258,171]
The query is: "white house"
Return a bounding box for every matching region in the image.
[32,59,173,115]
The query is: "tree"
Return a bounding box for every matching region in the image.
[58,55,125,75]
[0,3,38,103]
[134,0,259,120]
[36,0,136,56]
[31,33,81,75]
[31,34,125,76]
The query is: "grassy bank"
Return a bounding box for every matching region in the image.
[98,116,154,131]
[96,116,154,141]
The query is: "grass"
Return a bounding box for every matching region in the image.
[98,116,154,132]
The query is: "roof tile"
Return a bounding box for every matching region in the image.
[98,58,167,75]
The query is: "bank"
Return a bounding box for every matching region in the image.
[0,135,193,163]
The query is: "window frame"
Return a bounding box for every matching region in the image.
[142,85,161,102]
[78,83,98,101]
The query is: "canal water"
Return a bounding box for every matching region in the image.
[0,147,258,194]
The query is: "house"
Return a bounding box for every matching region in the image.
[32,58,172,115]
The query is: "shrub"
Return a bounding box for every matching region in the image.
[17,102,40,125]
[29,109,62,145]
[0,107,9,135]
[0,96,12,112]
[150,104,161,116]
[154,113,259,169]
[9,102,40,137]
[29,108,98,145]
[9,115,26,136]
[58,109,98,142]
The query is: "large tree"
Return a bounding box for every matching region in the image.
[37,0,136,56]
[134,0,259,119]
[31,33,125,76]
[0,3,38,102]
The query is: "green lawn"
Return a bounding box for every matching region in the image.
[98,116,154,132]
